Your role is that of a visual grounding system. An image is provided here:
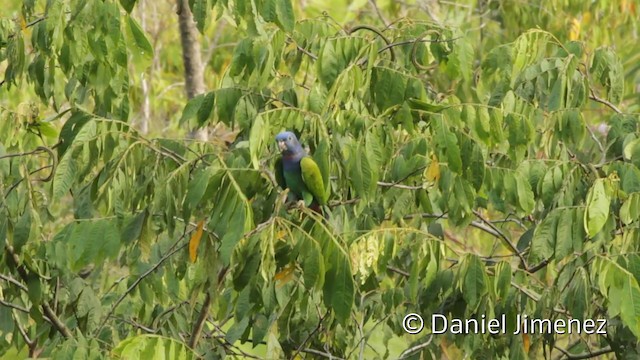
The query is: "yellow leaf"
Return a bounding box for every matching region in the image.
[20,16,27,31]
[523,333,530,353]
[568,17,581,41]
[276,230,287,240]
[424,154,440,185]
[189,220,205,263]
[274,265,296,287]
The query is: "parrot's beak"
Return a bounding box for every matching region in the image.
[278,141,287,152]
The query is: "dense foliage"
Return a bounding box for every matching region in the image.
[1,0,640,359]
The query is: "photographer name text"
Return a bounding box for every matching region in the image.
[402,313,608,335]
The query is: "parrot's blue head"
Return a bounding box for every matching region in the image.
[275,131,303,155]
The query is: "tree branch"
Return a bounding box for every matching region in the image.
[301,348,345,360]
[376,181,423,190]
[13,311,37,356]
[472,210,529,271]
[368,0,388,27]
[4,245,72,338]
[0,298,29,313]
[293,43,318,61]
[95,235,188,336]
[588,92,622,114]
[116,316,158,333]
[188,291,211,349]
[349,25,394,61]
[292,310,329,359]
[0,273,29,292]
[398,334,434,359]
[554,345,613,359]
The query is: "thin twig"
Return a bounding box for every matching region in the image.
[116,317,158,333]
[377,181,423,190]
[13,312,36,355]
[296,44,318,60]
[387,266,410,277]
[302,348,345,360]
[95,235,189,336]
[0,273,29,292]
[6,16,47,40]
[368,0,388,27]
[473,210,529,270]
[4,245,72,338]
[398,334,434,359]
[188,291,211,349]
[553,345,613,359]
[588,92,622,114]
[0,298,29,313]
[292,310,329,359]
[328,198,360,207]
[377,36,463,57]
[584,120,607,165]
[207,321,262,359]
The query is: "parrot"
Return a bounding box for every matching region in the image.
[274,131,327,214]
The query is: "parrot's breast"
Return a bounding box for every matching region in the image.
[283,166,308,199]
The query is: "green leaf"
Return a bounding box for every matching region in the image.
[226,316,250,344]
[406,98,448,113]
[113,335,194,359]
[531,210,558,261]
[249,114,266,170]
[462,255,486,310]
[121,211,146,244]
[324,255,354,324]
[13,210,32,252]
[302,237,324,290]
[590,47,624,104]
[274,0,295,32]
[126,15,153,63]
[515,173,534,214]
[192,0,209,33]
[584,179,611,237]
[216,88,243,124]
[66,219,121,271]
[555,209,573,259]
[494,261,511,303]
[27,277,42,305]
[371,67,407,111]
[183,167,211,220]
[57,110,92,158]
[620,281,640,337]
[447,36,473,82]
[434,119,462,173]
[548,73,566,111]
[565,268,588,321]
[77,286,102,330]
[197,91,215,125]
[179,93,205,126]
[52,150,77,202]
[621,192,640,225]
[119,0,136,13]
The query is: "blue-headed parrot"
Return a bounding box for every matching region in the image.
[274,131,327,214]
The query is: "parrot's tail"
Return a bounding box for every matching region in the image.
[309,203,330,220]
[309,203,323,215]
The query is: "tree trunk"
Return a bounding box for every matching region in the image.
[177,0,209,141]
[137,0,150,135]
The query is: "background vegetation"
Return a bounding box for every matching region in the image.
[1,0,640,358]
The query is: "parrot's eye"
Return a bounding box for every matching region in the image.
[288,136,292,141]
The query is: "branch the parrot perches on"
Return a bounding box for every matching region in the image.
[274,131,327,215]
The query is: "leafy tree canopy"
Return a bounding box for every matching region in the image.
[1,0,639,359]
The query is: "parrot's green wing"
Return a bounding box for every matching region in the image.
[274,157,286,189]
[300,156,327,205]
